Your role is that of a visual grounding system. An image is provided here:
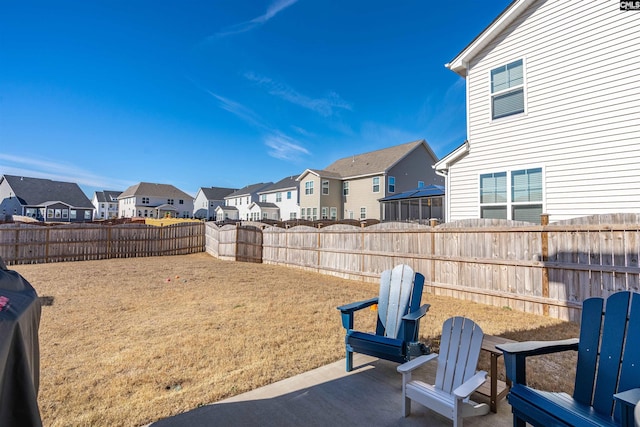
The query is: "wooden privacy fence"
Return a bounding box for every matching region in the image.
[258,214,640,321]
[0,222,205,265]
[205,223,262,263]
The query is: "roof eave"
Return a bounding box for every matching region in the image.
[446,0,534,77]
[434,141,470,172]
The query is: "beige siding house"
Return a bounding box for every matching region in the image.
[118,182,194,219]
[435,0,640,223]
[298,140,443,220]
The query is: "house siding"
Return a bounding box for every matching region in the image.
[449,0,640,222]
[343,176,382,220]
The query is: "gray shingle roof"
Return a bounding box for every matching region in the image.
[2,174,93,208]
[324,140,426,178]
[226,182,273,198]
[119,182,193,200]
[199,187,237,200]
[95,190,122,203]
[259,176,298,193]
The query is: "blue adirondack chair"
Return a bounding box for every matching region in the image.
[337,264,430,372]
[497,291,640,427]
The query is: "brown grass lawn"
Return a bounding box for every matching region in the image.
[12,253,580,427]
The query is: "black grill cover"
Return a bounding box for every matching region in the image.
[0,257,42,427]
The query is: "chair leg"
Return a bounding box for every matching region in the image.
[346,349,353,372]
[514,414,526,427]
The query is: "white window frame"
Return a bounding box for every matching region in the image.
[330,207,337,220]
[343,181,349,196]
[372,177,380,193]
[490,58,526,121]
[305,181,314,195]
[360,207,366,219]
[276,192,282,202]
[322,180,329,195]
[478,166,544,223]
[321,207,328,219]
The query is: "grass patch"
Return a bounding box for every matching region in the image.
[13,253,579,426]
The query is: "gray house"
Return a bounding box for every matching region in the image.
[0,174,94,222]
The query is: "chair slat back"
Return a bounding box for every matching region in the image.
[574,291,640,420]
[378,264,415,339]
[435,316,484,394]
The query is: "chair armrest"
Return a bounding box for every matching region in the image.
[614,388,640,427]
[454,370,487,399]
[337,297,378,314]
[402,304,430,322]
[497,338,579,385]
[397,353,438,374]
[337,297,378,330]
[497,338,579,357]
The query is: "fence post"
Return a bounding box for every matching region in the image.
[430,219,437,286]
[541,213,550,316]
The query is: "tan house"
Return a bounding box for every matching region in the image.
[118,182,194,219]
[297,140,443,221]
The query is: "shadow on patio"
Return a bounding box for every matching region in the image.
[149,354,513,427]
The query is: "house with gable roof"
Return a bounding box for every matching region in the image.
[193,187,237,220]
[118,182,194,219]
[253,176,299,221]
[0,174,94,222]
[217,182,273,221]
[297,140,442,221]
[435,0,640,223]
[92,190,122,220]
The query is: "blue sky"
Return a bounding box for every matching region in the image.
[0,0,512,197]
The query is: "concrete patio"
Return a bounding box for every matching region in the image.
[150,354,514,427]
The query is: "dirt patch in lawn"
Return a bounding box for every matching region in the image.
[12,253,579,426]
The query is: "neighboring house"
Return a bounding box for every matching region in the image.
[118,182,194,219]
[0,174,94,222]
[92,190,122,220]
[220,182,273,221]
[435,0,640,224]
[255,176,300,221]
[193,187,237,220]
[298,140,443,221]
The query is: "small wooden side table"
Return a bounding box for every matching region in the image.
[478,334,515,413]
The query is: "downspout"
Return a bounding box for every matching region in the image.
[435,168,449,222]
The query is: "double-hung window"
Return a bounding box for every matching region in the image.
[305,181,314,195]
[479,167,543,223]
[372,177,380,193]
[388,176,395,193]
[491,59,525,120]
[343,182,349,196]
[322,180,329,195]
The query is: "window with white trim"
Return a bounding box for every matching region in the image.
[305,181,314,195]
[388,176,395,193]
[491,59,525,120]
[343,182,349,196]
[260,194,267,202]
[276,192,282,202]
[480,167,543,223]
[322,180,329,195]
[372,177,380,193]
[321,207,328,219]
[360,207,366,219]
[330,207,337,220]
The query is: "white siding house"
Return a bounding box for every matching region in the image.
[118,182,194,219]
[435,0,640,223]
[256,176,300,220]
[193,187,236,220]
[92,190,121,220]
[222,182,272,221]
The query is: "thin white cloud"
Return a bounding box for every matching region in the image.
[193,82,311,162]
[264,133,310,161]
[205,90,268,130]
[214,0,298,37]
[245,72,352,117]
[0,154,133,191]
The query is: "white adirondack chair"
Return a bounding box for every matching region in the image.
[397,316,489,427]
